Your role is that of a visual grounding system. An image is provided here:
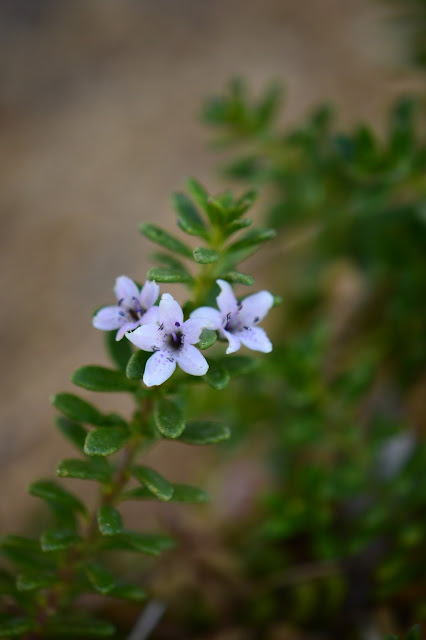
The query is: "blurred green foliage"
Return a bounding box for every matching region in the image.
[195,80,426,637]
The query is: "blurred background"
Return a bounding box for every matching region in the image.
[0,0,423,591]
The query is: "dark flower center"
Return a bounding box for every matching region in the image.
[167,330,183,351]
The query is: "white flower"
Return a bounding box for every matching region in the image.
[92,276,159,341]
[191,279,273,354]
[126,293,209,387]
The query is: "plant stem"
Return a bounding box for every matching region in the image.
[22,396,154,639]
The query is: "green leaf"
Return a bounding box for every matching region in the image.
[171,484,209,503]
[221,271,254,286]
[126,349,150,379]
[230,189,258,219]
[72,366,136,393]
[205,360,230,390]
[140,223,193,258]
[56,458,111,483]
[0,618,32,637]
[225,218,252,234]
[84,427,129,457]
[108,582,147,601]
[154,398,185,438]
[44,616,115,637]
[1,536,52,571]
[41,528,79,552]
[97,505,123,536]
[104,330,133,372]
[55,416,87,452]
[197,328,217,350]
[193,247,219,264]
[173,192,207,237]
[227,227,276,252]
[178,421,230,445]
[151,251,186,272]
[105,531,175,556]
[132,465,174,501]
[29,480,86,514]
[51,393,106,427]
[186,177,209,210]
[120,486,157,501]
[206,198,225,226]
[17,570,56,592]
[86,562,115,594]
[147,266,193,283]
[221,355,258,377]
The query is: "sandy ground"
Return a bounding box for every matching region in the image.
[0,0,421,531]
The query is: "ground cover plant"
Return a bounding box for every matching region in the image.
[0,182,278,638]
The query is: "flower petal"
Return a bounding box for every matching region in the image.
[92,306,123,331]
[182,317,212,344]
[116,320,141,341]
[114,275,140,306]
[238,291,274,326]
[216,279,238,316]
[125,323,162,352]
[177,345,209,376]
[238,327,272,353]
[159,293,183,331]
[143,351,176,387]
[141,306,160,325]
[190,306,222,329]
[220,328,241,354]
[140,280,160,310]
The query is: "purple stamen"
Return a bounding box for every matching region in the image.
[118,298,124,306]
[175,322,180,327]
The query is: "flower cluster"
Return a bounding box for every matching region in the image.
[93,276,274,387]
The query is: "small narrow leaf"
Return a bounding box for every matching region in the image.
[84,427,129,457]
[197,328,217,350]
[41,528,79,552]
[225,218,252,234]
[55,416,87,452]
[86,562,115,594]
[178,421,230,445]
[1,537,52,571]
[120,486,160,501]
[154,398,185,438]
[171,484,209,503]
[173,192,207,237]
[186,177,209,209]
[221,271,254,286]
[147,267,193,283]
[205,360,230,390]
[17,571,55,592]
[105,531,175,556]
[29,480,86,514]
[140,223,193,258]
[193,247,219,264]
[56,458,111,483]
[126,350,150,379]
[0,619,33,637]
[132,465,174,501]
[44,616,115,637]
[51,393,106,426]
[72,366,136,393]
[227,227,276,252]
[104,330,133,372]
[230,189,258,219]
[97,505,123,536]
[151,251,186,271]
